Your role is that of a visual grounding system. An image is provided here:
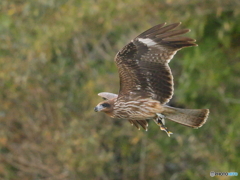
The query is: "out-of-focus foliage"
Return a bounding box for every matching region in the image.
[0,0,240,179]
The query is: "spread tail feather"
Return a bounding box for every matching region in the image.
[162,106,209,128]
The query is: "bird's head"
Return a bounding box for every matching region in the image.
[94,100,114,116]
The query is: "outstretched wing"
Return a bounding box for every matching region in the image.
[115,22,197,104]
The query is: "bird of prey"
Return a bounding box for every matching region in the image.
[94,22,209,136]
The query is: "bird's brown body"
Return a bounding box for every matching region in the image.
[112,98,163,120]
[94,22,209,136]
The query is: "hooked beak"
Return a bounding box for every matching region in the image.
[94,106,99,112]
[94,105,103,112]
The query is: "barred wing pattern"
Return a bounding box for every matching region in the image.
[115,23,197,104]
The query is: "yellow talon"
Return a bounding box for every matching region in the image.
[160,126,173,137]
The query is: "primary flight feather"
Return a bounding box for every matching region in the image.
[94,22,209,136]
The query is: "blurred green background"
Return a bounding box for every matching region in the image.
[0,0,240,179]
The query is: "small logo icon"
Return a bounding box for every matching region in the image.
[210,171,215,177]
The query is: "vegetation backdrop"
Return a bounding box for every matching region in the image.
[0,0,240,179]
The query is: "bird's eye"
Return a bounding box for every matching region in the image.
[102,103,110,108]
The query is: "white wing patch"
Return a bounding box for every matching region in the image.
[138,38,157,46]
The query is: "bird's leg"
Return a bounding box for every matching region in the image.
[155,113,173,137]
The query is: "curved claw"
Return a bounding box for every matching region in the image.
[156,113,173,137]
